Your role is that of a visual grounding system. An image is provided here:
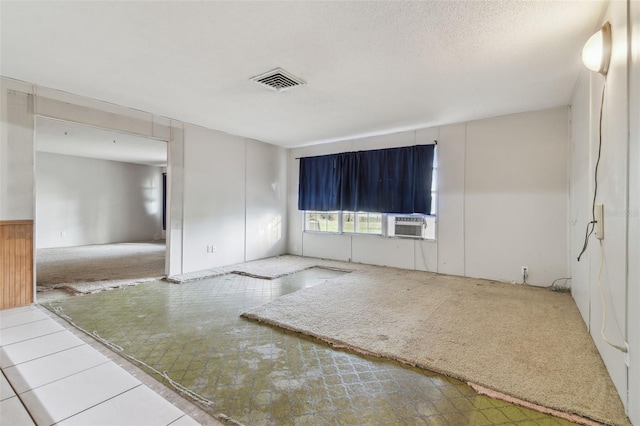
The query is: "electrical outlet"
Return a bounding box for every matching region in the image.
[206,245,216,253]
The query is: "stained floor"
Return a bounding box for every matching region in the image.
[45,269,577,425]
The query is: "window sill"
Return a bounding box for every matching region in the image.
[303,231,342,235]
[303,231,384,238]
[302,232,436,242]
[343,232,384,238]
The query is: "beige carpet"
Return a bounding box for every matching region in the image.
[37,241,165,293]
[242,257,630,426]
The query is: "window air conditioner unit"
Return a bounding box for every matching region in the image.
[387,215,427,239]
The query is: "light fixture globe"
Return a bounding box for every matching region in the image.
[582,22,612,75]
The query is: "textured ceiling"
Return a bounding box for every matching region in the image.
[1,1,604,148]
[36,118,167,167]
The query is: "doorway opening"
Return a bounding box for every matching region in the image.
[34,117,169,301]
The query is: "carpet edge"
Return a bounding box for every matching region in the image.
[240,311,627,426]
[469,383,609,426]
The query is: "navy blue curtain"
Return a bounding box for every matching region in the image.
[298,154,341,211]
[298,144,434,214]
[339,152,359,210]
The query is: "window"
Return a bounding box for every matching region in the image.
[299,144,435,214]
[304,211,383,235]
[301,144,437,239]
[343,212,383,235]
[304,211,340,233]
[304,211,436,239]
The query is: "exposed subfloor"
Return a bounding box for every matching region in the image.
[46,268,577,425]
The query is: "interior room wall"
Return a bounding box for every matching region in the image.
[464,108,568,284]
[569,0,637,420]
[245,138,288,262]
[180,124,288,274]
[436,123,466,276]
[0,79,35,220]
[35,152,163,248]
[182,124,246,272]
[628,1,640,421]
[0,77,288,277]
[166,122,185,275]
[569,74,592,328]
[287,107,569,286]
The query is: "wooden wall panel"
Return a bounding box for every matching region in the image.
[0,220,34,310]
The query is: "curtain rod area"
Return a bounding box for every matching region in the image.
[295,141,437,160]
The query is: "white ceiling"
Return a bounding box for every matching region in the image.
[36,118,167,167]
[2,1,604,148]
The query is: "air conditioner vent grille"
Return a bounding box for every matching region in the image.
[251,68,305,92]
[395,224,423,237]
[389,215,426,239]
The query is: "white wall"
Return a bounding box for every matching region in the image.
[464,109,568,284]
[0,79,35,220]
[569,0,638,421]
[167,122,185,275]
[35,152,163,248]
[288,107,568,285]
[628,1,640,421]
[569,74,592,328]
[182,125,246,271]
[245,138,288,262]
[0,77,288,277]
[436,123,466,276]
[181,125,288,274]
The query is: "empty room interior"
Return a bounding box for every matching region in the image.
[0,1,638,426]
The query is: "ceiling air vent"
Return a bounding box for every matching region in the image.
[251,68,305,92]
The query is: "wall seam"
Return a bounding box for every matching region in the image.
[463,122,467,277]
[244,139,248,262]
[181,126,186,275]
[435,127,439,273]
[567,106,573,281]
[624,0,632,410]
[31,87,37,301]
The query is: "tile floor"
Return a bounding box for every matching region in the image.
[0,305,200,425]
[46,268,578,426]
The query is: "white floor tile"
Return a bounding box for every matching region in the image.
[0,330,84,369]
[4,345,110,394]
[169,414,202,425]
[57,385,186,426]
[0,396,35,425]
[0,305,38,319]
[0,309,49,330]
[1,371,16,401]
[0,319,64,346]
[1,307,197,426]
[20,362,141,425]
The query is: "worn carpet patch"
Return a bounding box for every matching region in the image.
[37,241,165,286]
[242,262,629,426]
[36,241,166,295]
